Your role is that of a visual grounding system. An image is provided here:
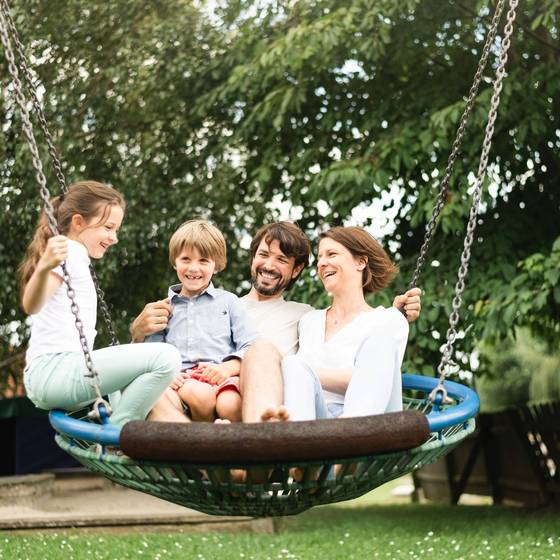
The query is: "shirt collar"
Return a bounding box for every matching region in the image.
[242,293,285,304]
[68,239,91,263]
[168,281,217,302]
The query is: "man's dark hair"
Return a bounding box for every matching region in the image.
[250,222,311,288]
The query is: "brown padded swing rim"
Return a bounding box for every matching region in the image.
[120,410,430,464]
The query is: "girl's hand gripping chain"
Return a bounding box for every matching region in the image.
[38,235,69,272]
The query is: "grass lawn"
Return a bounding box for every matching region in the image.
[2,480,559,560]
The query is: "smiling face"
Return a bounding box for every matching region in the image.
[250,239,303,299]
[316,237,366,296]
[174,246,217,298]
[73,204,124,259]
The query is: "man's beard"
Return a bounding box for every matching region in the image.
[251,268,290,297]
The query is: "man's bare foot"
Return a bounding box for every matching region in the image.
[260,405,290,422]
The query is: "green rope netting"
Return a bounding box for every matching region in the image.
[54,397,475,517]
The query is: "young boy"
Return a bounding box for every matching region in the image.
[146,219,256,422]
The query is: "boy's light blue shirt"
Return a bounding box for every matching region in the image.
[145,282,257,369]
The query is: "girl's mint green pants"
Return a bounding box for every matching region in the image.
[24,343,181,427]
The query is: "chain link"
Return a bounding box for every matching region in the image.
[434,0,519,396]
[410,0,506,289]
[0,0,67,191]
[0,0,118,346]
[0,4,108,408]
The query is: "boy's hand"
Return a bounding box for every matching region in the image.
[131,298,171,342]
[196,363,230,386]
[393,288,422,322]
[170,370,192,390]
[38,235,68,272]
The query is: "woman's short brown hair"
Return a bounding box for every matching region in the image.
[320,226,397,294]
[169,219,227,272]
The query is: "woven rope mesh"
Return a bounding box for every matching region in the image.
[53,396,474,517]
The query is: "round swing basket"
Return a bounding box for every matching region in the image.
[50,374,478,517]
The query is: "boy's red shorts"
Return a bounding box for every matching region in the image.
[181,367,240,397]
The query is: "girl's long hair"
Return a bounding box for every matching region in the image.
[19,180,125,295]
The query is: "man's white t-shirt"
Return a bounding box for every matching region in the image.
[26,240,97,364]
[295,306,409,407]
[241,296,313,356]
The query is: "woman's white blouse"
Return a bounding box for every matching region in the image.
[296,306,409,406]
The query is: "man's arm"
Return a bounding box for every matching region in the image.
[130,298,171,342]
[393,287,422,322]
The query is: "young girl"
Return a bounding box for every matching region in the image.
[21,181,181,427]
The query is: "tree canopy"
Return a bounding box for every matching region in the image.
[1,0,558,392]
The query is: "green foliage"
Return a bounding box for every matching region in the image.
[477,330,560,412]
[481,237,560,347]
[1,0,559,391]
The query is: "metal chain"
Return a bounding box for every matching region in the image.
[0,0,118,346]
[90,270,119,346]
[432,0,518,400]
[0,7,108,409]
[0,0,66,192]
[409,0,506,289]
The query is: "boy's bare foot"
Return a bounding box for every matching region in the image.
[261,405,290,422]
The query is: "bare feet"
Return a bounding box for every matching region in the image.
[260,405,290,422]
[334,462,358,478]
[290,465,322,483]
[210,420,245,483]
[233,406,290,485]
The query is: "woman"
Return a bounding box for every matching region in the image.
[282,226,409,420]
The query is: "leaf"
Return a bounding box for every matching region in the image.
[544,268,560,286]
[531,14,544,30]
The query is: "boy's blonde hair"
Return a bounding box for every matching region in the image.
[169,219,227,272]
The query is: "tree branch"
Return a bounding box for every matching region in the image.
[0,352,25,369]
[455,1,560,55]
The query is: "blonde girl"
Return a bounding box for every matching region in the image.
[21,181,181,427]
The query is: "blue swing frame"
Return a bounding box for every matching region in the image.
[49,373,480,447]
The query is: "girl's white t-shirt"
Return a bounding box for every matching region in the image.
[296,306,409,406]
[25,239,97,364]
